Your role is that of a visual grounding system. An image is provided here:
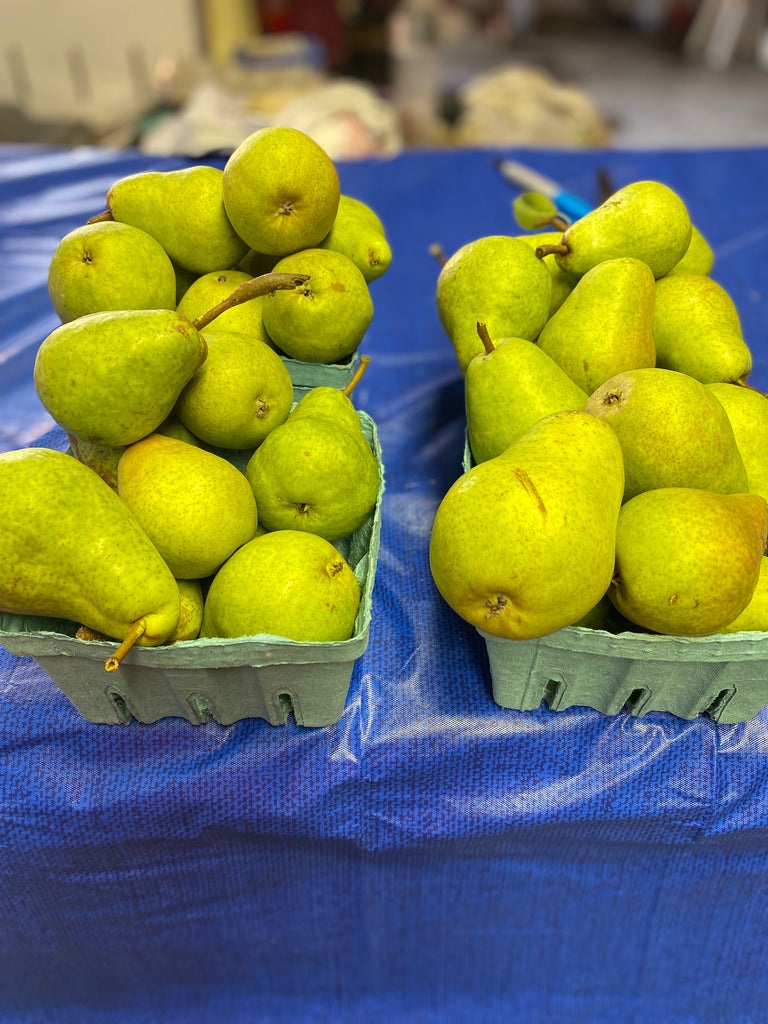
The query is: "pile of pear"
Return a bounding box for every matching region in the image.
[0,126,386,671]
[430,179,768,643]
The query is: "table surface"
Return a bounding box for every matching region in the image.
[1,142,768,1023]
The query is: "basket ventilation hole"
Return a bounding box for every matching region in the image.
[278,692,295,722]
[543,677,567,709]
[106,690,132,725]
[624,688,650,714]
[705,687,735,719]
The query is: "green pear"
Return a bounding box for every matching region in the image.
[34,308,208,448]
[429,410,624,640]
[245,373,379,542]
[154,414,203,447]
[0,447,180,664]
[318,194,392,282]
[653,273,751,384]
[174,328,294,450]
[170,578,205,642]
[117,433,258,579]
[436,235,552,375]
[201,530,360,642]
[222,126,340,256]
[516,231,573,315]
[465,323,588,464]
[262,249,373,364]
[585,367,748,501]
[706,383,768,505]
[101,165,249,275]
[718,556,768,633]
[48,221,177,322]
[537,180,692,280]
[173,262,199,305]
[537,256,656,393]
[177,269,273,346]
[665,224,714,276]
[237,249,280,277]
[610,487,768,635]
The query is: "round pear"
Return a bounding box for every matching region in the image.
[222,126,340,257]
[201,530,361,642]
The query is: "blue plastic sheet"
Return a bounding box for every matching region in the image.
[2,142,768,1022]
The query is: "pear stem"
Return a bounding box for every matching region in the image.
[192,272,310,332]
[429,243,448,267]
[476,322,495,355]
[87,210,114,224]
[535,242,570,259]
[343,354,371,397]
[105,618,146,672]
[738,379,768,398]
[534,215,569,232]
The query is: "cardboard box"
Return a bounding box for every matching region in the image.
[0,413,383,729]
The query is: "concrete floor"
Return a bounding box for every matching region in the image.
[512,25,768,148]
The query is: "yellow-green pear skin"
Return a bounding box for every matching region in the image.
[201,530,360,642]
[117,434,258,580]
[176,269,273,347]
[245,388,379,542]
[48,221,177,323]
[537,256,656,394]
[174,328,293,450]
[718,557,768,633]
[318,194,392,282]
[465,331,587,464]
[550,180,692,280]
[653,273,752,384]
[106,166,249,275]
[516,231,573,315]
[706,383,768,506]
[0,448,180,645]
[262,249,373,365]
[610,487,768,636]
[584,368,748,501]
[34,309,208,448]
[665,225,714,277]
[222,126,340,257]
[436,235,552,375]
[429,410,625,640]
[170,578,205,641]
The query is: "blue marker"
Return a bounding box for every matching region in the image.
[494,158,593,223]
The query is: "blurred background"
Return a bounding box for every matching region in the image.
[1,0,767,158]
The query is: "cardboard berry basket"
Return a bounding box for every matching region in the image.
[0,413,383,729]
[284,349,360,398]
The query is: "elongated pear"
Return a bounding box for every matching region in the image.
[610,487,768,635]
[429,410,625,640]
[707,383,768,505]
[466,323,588,464]
[436,235,552,374]
[117,434,258,579]
[0,448,180,661]
[34,309,208,448]
[103,165,249,275]
[665,225,714,277]
[318,194,392,282]
[653,273,751,384]
[537,180,691,280]
[585,367,748,501]
[537,256,656,394]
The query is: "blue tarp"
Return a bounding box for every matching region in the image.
[1,142,768,1022]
